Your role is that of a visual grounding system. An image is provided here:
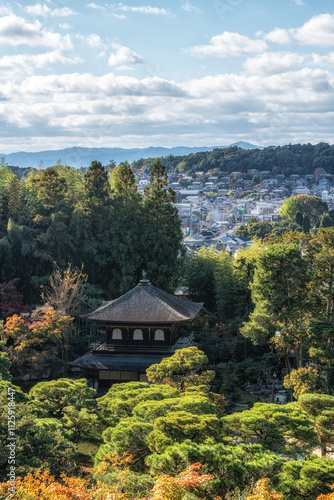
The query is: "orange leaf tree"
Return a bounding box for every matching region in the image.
[3,306,73,377]
[144,462,214,500]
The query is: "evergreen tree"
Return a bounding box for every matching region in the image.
[84,160,110,202]
[241,243,310,370]
[0,160,17,236]
[142,160,183,291]
[320,214,334,228]
[28,167,75,276]
[109,162,143,294]
[83,161,113,287]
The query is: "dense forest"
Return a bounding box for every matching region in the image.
[132,142,334,176]
[0,159,182,305]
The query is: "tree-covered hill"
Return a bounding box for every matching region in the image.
[132,142,334,177]
[7,143,334,179]
[0,159,182,304]
[0,142,260,169]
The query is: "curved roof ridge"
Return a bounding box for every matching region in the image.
[149,285,203,319]
[142,285,191,322]
[81,282,203,324]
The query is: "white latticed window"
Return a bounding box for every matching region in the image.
[133,329,143,340]
[154,329,165,341]
[112,328,122,339]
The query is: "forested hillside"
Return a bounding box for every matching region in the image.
[0,159,182,304]
[132,142,334,176]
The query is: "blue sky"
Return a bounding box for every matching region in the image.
[0,0,334,152]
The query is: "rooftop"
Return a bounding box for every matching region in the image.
[81,279,203,324]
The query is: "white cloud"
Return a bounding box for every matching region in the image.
[87,3,106,10]
[117,4,169,15]
[244,52,305,75]
[25,3,75,17]
[108,44,144,66]
[0,72,184,99]
[1,29,334,151]
[191,32,267,57]
[261,28,291,45]
[0,14,72,48]
[0,50,82,77]
[181,2,200,14]
[59,23,72,30]
[312,52,334,67]
[86,33,105,48]
[0,68,332,130]
[292,0,304,5]
[25,4,50,16]
[52,7,75,17]
[111,13,126,19]
[264,14,334,47]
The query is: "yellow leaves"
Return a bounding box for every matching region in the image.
[246,478,283,500]
[283,367,319,400]
[3,314,27,340]
[0,470,128,500]
[150,475,181,500]
[41,263,87,316]
[95,453,133,475]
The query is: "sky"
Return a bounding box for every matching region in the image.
[0,0,334,153]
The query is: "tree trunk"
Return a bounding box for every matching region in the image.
[298,340,303,368]
[75,427,81,444]
[284,353,291,375]
[62,337,68,377]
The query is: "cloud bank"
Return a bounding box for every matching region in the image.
[0,7,334,152]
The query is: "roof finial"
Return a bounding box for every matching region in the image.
[139,270,150,286]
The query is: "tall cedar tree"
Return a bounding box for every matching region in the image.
[83,161,113,286]
[143,160,183,291]
[30,167,74,276]
[110,162,143,294]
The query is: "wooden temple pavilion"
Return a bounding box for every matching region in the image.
[70,277,203,387]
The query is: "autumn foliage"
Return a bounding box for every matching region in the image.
[145,463,214,500]
[0,470,115,499]
[0,463,214,500]
[3,307,73,345]
[2,306,73,376]
[41,264,87,315]
[245,479,283,500]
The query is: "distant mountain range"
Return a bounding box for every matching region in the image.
[1,141,262,168]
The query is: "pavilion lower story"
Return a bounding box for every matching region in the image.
[69,347,171,388]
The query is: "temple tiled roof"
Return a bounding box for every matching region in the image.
[69,351,167,371]
[81,279,203,324]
